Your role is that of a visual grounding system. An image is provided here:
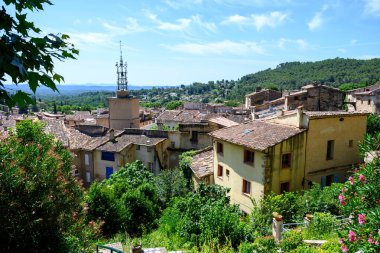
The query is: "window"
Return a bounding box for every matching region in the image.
[101,151,115,161]
[171,141,175,148]
[217,164,223,177]
[349,140,353,148]
[244,149,254,165]
[322,174,337,187]
[84,153,90,166]
[280,182,290,193]
[226,169,230,177]
[217,142,223,155]
[148,162,154,172]
[281,153,292,168]
[86,171,91,183]
[242,179,251,194]
[326,140,334,160]
[147,146,153,152]
[191,131,198,143]
[136,145,140,150]
[368,100,371,105]
[325,175,334,187]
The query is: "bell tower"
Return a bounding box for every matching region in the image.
[108,41,140,129]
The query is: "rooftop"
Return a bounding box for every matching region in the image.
[304,111,369,119]
[210,120,305,151]
[191,148,214,178]
[97,133,167,152]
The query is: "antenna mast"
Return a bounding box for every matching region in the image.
[115,41,128,91]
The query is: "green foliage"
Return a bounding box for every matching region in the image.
[320,239,341,252]
[337,137,380,252]
[165,101,183,110]
[305,212,338,240]
[179,150,198,189]
[228,58,380,101]
[0,0,78,107]
[279,229,304,252]
[338,82,366,91]
[86,161,160,237]
[224,100,240,107]
[140,101,162,108]
[367,113,380,135]
[154,168,190,206]
[251,236,276,252]
[159,184,247,249]
[0,120,97,252]
[302,183,342,216]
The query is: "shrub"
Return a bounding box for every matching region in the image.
[306,212,338,240]
[279,230,304,252]
[251,236,276,252]
[337,136,380,252]
[238,242,255,253]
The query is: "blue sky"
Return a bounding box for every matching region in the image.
[18,0,380,85]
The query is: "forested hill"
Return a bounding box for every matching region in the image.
[227,58,380,101]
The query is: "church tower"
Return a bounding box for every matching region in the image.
[108,42,140,129]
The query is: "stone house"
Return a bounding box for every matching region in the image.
[245,88,283,109]
[284,84,345,111]
[210,109,368,213]
[348,86,380,113]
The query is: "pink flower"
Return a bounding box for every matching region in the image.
[342,187,347,193]
[341,245,347,252]
[339,238,344,245]
[368,234,375,244]
[358,213,366,225]
[349,176,354,185]
[359,174,366,183]
[349,230,356,242]
[339,194,346,205]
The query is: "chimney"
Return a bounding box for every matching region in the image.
[297,106,305,129]
[109,128,115,141]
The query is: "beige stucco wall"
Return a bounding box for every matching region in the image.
[305,115,367,182]
[213,140,266,214]
[356,96,377,113]
[96,117,110,128]
[108,97,140,129]
[264,132,306,194]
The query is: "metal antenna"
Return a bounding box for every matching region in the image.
[115,41,128,91]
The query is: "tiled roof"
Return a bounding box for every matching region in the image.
[210,120,305,151]
[354,87,380,96]
[97,133,167,152]
[304,111,369,119]
[156,110,216,123]
[208,117,239,127]
[43,119,70,147]
[191,148,214,178]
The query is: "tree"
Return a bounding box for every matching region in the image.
[0,0,78,107]
[0,120,98,252]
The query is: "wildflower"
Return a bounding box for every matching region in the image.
[339,238,344,245]
[349,176,354,185]
[339,194,346,205]
[358,174,366,183]
[341,245,347,252]
[348,230,356,242]
[358,214,366,225]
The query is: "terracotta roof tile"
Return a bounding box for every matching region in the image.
[191,148,214,178]
[304,111,369,119]
[210,120,305,151]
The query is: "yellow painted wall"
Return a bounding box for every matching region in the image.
[265,132,306,194]
[213,140,266,213]
[305,115,367,182]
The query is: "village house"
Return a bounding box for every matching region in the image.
[245,88,283,109]
[346,83,380,113]
[210,109,368,213]
[190,147,214,189]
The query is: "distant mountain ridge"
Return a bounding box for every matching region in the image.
[4,84,163,97]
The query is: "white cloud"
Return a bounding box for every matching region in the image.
[363,0,380,16]
[222,11,288,31]
[338,48,347,53]
[68,32,111,47]
[147,12,216,32]
[308,4,329,31]
[163,0,203,9]
[164,40,265,55]
[277,38,309,50]
[100,18,146,34]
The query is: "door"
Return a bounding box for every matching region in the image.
[106,167,114,179]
